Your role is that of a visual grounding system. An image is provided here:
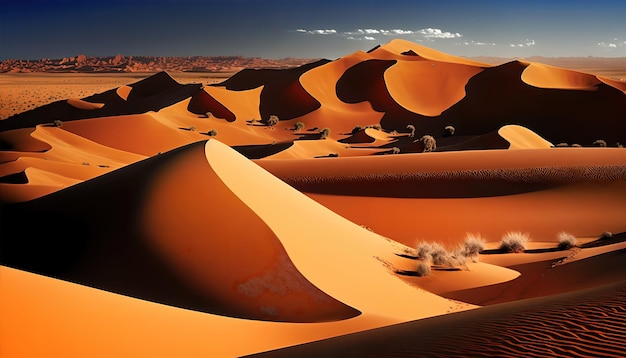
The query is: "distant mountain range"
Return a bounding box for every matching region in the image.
[0,54,319,73]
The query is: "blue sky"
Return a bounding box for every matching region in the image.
[1,0,625,60]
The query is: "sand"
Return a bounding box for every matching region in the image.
[1,39,625,357]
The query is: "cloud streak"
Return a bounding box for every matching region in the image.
[509,39,536,48]
[597,39,626,48]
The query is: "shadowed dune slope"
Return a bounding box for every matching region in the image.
[251,280,626,358]
[186,88,236,121]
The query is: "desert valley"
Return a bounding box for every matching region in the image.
[1,39,626,357]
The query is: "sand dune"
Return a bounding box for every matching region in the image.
[66,98,105,110]
[253,280,626,358]
[498,124,553,149]
[1,39,626,357]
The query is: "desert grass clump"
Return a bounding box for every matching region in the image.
[207,129,218,137]
[203,111,213,118]
[419,135,436,152]
[429,242,451,266]
[406,124,416,138]
[463,233,486,261]
[415,242,433,262]
[593,139,607,147]
[499,231,529,253]
[443,125,455,137]
[416,261,431,277]
[319,127,331,139]
[267,114,279,127]
[390,147,400,154]
[52,119,63,127]
[557,231,577,250]
[600,231,614,240]
[351,125,363,134]
[293,121,305,132]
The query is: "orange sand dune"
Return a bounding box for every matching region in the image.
[384,58,483,116]
[446,241,626,305]
[521,62,602,90]
[253,280,626,358]
[258,148,626,245]
[115,85,132,100]
[66,97,105,110]
[372,39,490,67]
[1,140,473,356]
[498,124,553,149]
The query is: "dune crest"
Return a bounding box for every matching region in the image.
[521,62,602,90]
[498,124,553,149]
[66,98,105,110]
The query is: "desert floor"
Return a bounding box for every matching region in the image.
[1,39,625,357]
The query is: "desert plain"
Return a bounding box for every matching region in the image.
[1,39,626,357]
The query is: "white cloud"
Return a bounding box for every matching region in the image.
[417,28,462,39]
[364,36,376,41]
[295,29,337,35]
[509,39,536,47]
[459,40,496,46]
[598,41,624,48]
[310,29,337,35]
[390,29,414,35]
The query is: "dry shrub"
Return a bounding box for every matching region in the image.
[420,135,436,152]
[557,231,577,249]
[499,231,529,253]
[416,261,431,277]
[463,233,486,261]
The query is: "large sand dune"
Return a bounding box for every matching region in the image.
[1,39,625,356]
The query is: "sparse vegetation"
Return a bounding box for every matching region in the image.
[420,135,436,152]
[416,261,431,277]
[207,129,218,136]
[52,119,63,127]
[366,124,382,131]
[390,147,401,154]
[319,127,331,139]
[328,153,339,157]
[203,111,213,118]
[351,125,363,134]
[293,121,305,132]
[187,126,196,131]
[600,231,614,240]
[557,231,577,249]
[443,125,455,137]
[499,231,529,253]
[463,233,486,261]
[571,143,582,147]
[406,124,416,138]
[429,242,450,266]
[416,242,433,262]
[593,139,607,147]
[267,115,279,127]
[555,143,569,147]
